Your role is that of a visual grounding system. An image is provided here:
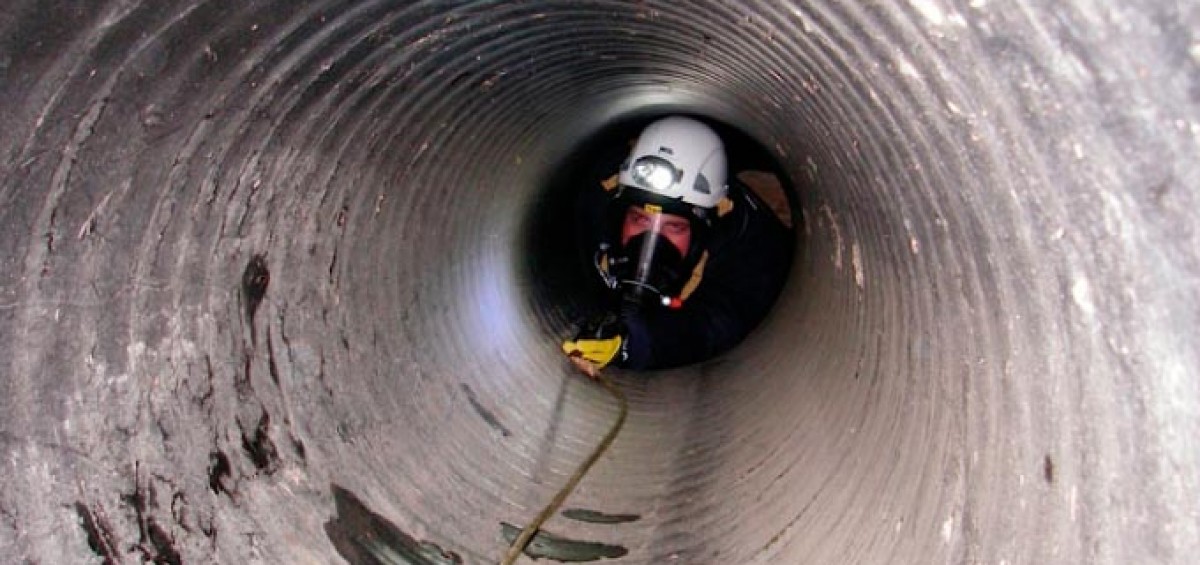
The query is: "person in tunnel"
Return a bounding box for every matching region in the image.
[562,116,792,372]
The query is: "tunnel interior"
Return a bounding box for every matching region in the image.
[2,1,1198,564]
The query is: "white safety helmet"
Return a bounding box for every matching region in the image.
[617,116,728,210]
[598,117,729,307]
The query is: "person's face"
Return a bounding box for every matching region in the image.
[621,205,692,256]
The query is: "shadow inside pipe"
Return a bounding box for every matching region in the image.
[325,485,463,565]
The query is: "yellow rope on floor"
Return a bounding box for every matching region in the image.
[499,368,628,564]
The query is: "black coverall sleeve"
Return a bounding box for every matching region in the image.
[620,191,790,370]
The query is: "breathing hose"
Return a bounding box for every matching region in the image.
[499,368,628,564]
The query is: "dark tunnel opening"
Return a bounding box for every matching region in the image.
[523,111,800,358]
[2,1,1198,564]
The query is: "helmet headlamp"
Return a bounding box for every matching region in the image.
[630,156,679,191]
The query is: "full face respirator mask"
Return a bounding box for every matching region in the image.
[609,228,686,307]
[596,198,710,309]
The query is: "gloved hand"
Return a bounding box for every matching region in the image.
[561,314,628,374]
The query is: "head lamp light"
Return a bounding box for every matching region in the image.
[631,156,679,191]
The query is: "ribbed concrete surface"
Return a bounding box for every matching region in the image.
[1,1,1197,563]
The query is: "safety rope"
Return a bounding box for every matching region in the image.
[499,371,628,565]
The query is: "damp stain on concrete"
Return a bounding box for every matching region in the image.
[500,522,628,562]
[241,253,270,325]
[561,508,641,524]
[325,485,462,565]
[460,383,512,437]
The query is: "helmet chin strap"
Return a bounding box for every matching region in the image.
[594,243,619,290]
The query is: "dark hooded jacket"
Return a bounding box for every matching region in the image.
[612,178,792,369]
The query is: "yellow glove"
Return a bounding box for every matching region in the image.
[562,313,628,374]
[561,334,624,369]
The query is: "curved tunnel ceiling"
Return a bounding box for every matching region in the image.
[2,1,1198,563]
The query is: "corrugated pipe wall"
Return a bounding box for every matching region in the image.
[2,1,1197,563]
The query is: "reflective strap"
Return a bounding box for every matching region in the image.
[717,196,735,217]
[678,251,709,302]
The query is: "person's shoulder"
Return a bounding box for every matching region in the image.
[705,171,793,264]
[731,170,792,228]
[711,171,788,238]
